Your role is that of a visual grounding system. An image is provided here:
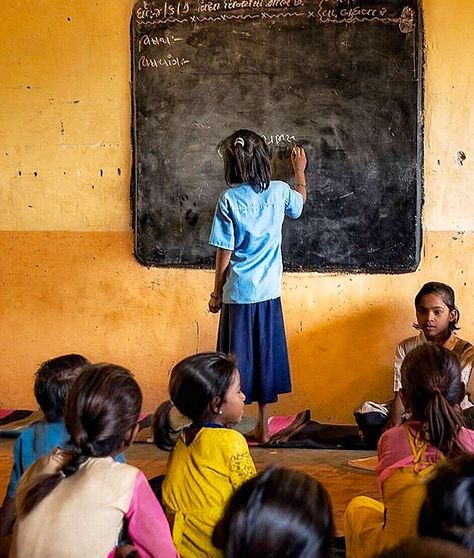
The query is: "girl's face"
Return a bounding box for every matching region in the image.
[415,293,456,342]
[218,370,245,425]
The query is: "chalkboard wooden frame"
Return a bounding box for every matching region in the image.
[131,0,423,273]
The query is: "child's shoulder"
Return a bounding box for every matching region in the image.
[453,335,474,352]
[397,333,422,351]
[201,427,248,449]
[16,419,63,444]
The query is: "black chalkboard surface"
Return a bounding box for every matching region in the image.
[131,0,423,272]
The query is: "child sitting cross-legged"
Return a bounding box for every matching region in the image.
[0,353,101,537]
[345,343,474,558]
[213,466,334,558]
[9,363,177,558]
[154,351,257,558]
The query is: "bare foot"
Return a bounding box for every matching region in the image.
[244,427,269,444]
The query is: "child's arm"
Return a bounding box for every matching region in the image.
[387,341,407,428]
[0,435,24,536]
[388,392,405,428]
[209,247,232,313]
[0,496,15,537]
[228,432,257,489]
[291,146,307,203]
[125,471,178,558]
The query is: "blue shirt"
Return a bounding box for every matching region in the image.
[7,420,126,498]
[209,180,303,304]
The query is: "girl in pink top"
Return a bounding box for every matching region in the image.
[11,364,178,558]
[345,344,474,558]
[377,342,474,485]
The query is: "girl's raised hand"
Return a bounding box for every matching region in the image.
[291,146,307,174]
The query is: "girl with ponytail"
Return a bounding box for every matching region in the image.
[153,352,256,558]
[10,363,177,558]
[345,344,474,558]
[208,129,308,442]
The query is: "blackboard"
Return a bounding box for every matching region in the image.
[131,0,423,272]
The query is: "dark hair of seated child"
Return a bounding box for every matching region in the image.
[34,353,90,421]
[213,466,334,558]
[418,455,474,552]
[377,537,471,558]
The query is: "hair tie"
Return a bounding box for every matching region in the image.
[234,137,245,148]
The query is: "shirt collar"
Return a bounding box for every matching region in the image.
[420,331,457,351]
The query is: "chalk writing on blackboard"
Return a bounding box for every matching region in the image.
[131,0,423,272]
[262,134,296,145]
[135,0,412,26]
[138,54,190,70]
[318,0,402,23]
[139,34,184,50]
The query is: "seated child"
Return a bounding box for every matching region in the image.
[0,353,94,536]
[10,363,177,558]
[345,343,474,558]
[377,537,472,558]
[355,282,474,444]
[213,466,334,558]
[153,351,257,558]
[418,455,474,551]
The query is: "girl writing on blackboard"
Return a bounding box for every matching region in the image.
[208,129,307,443]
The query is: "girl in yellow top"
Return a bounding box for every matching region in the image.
[154,352,257,558]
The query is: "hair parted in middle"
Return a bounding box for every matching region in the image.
[217,129,271,191]
[401,343,465,457]
[414,281,460,331]
[214,466,334,558]
[153,351,237,451]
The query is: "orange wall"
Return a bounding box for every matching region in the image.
[1,1,474,422]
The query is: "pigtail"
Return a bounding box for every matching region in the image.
[218,130,271,191]
[20,364,142,519]
[402,343,467,458]
[423,390,465,457]
[153,400,183,452]
[233,141,247,187]
[19,449,87,517]
[20,473,63,516]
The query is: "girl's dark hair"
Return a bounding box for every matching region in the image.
[418,456,474,552]
[214,467,334,558]
[34,353,90,422]
[153,352,236,451]
[20,363,142,516]
[401,344,465,457]
[414,281,460,331]
[378,537,472,558]
[218,129,271,191]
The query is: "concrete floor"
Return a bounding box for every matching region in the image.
[0,437,379,535]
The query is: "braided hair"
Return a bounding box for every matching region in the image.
[20,363,142,516]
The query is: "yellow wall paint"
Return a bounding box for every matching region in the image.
[423,0,474,231]
[1,1,474,421]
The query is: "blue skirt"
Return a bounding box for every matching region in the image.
[217,298,291,404]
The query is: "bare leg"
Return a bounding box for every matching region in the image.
[246,403,270,443]
[257,403,269,443]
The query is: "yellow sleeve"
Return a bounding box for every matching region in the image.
[227,432,257,489]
